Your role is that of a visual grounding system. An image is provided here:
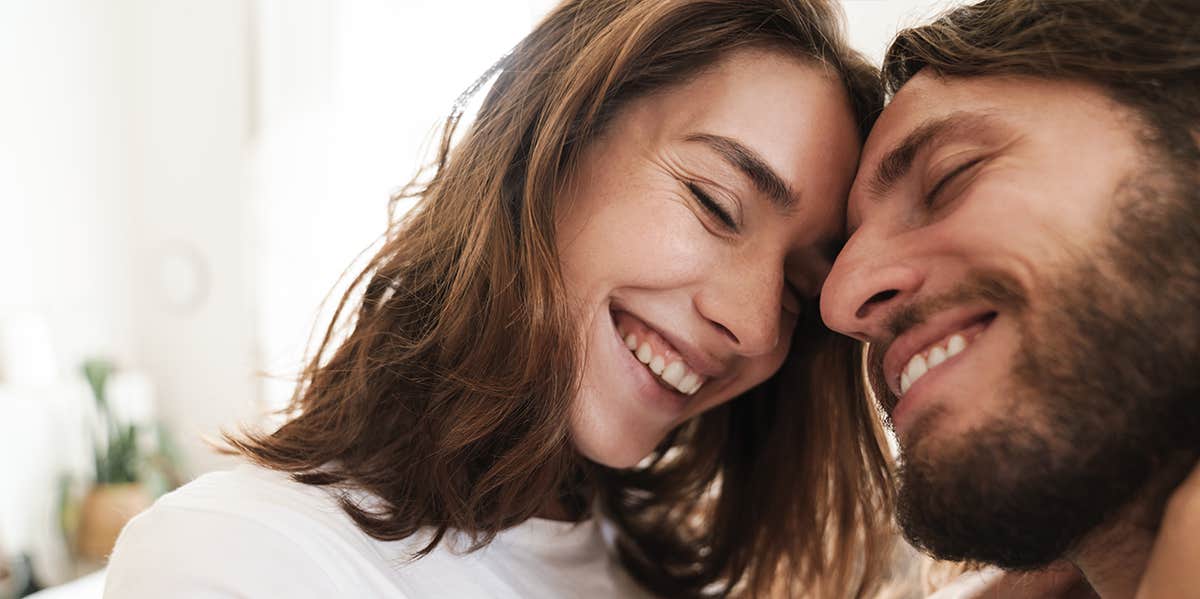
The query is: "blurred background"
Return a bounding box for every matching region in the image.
[0,0,964,596]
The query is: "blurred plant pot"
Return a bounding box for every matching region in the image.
[76,483,153,561]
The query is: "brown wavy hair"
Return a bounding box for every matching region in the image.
[228,0,896,596]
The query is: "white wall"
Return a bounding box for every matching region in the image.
[0,1,135,373]
[121,0,258,475]
[842,0,966,65]
[1,0,258,478]
[0,0,141,579]
[252,0,562,409]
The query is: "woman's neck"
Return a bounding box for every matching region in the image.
[537,494,592,521]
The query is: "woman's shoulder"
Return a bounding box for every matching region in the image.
[104,464,654,598]
[131,463,362,546]
[151,462,346,519]
[103,463,394,598]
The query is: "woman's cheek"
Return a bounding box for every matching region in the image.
[627,208,725,284]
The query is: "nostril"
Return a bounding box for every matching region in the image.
[711,320,739,345]
[855,289,899,319]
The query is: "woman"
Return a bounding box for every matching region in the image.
[104,0,894,597]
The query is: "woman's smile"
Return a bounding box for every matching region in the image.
[614,309,712,396]
[609,307,701,415]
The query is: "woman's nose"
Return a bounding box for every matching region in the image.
[694,259,784,357]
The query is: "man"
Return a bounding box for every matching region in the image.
[819,0,1200,596]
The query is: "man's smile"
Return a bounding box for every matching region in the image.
[880,305,997,430]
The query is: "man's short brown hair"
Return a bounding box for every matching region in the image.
[882,0,1200,161]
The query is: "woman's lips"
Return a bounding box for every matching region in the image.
[611,310,706,395]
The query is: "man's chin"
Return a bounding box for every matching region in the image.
[894,412,1152,570]
[891,395,1003,459]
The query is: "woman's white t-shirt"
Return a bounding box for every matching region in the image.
[103,464,655,598]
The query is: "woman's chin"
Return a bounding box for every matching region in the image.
[569,404,665,469]
[579,441,656,469]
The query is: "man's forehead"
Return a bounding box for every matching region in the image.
[861,71,1106,163]
[847,72,1139,232]
[862,73,970,166]
[847,73,1011,228]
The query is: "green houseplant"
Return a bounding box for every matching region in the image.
[84,359,140,486]
[74,359,178,561]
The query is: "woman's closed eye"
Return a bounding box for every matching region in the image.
[686,182,739,231]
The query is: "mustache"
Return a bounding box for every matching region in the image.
[866,269,1029,421]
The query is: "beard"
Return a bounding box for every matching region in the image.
[873,164,1200,570]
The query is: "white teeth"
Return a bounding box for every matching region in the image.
[898,332,974,396]
[927,346,947,368]
[677,372,700,394]
[946,334,967,357]
[636,342,653,364]
[623,329,706,395]
[899,354,928,396]
[905,354,928,382]
[661,361,686,386]
[649,355,665,375]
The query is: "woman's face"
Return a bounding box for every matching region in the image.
[557,48,862,467]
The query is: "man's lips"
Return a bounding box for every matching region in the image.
[882,307,998,400]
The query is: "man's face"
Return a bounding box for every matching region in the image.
[820,72,1200,568]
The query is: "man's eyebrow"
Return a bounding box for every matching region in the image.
[868,112,1001,198]
[684,133,797,211]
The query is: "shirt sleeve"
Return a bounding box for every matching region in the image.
[103,504,343,599]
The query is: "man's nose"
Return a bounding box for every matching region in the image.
[820,231,924,342]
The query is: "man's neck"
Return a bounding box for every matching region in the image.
[1067,453,1197,598]
[1069,517,1155,599]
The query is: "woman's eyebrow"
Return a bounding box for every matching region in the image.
[683,132,798,212]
